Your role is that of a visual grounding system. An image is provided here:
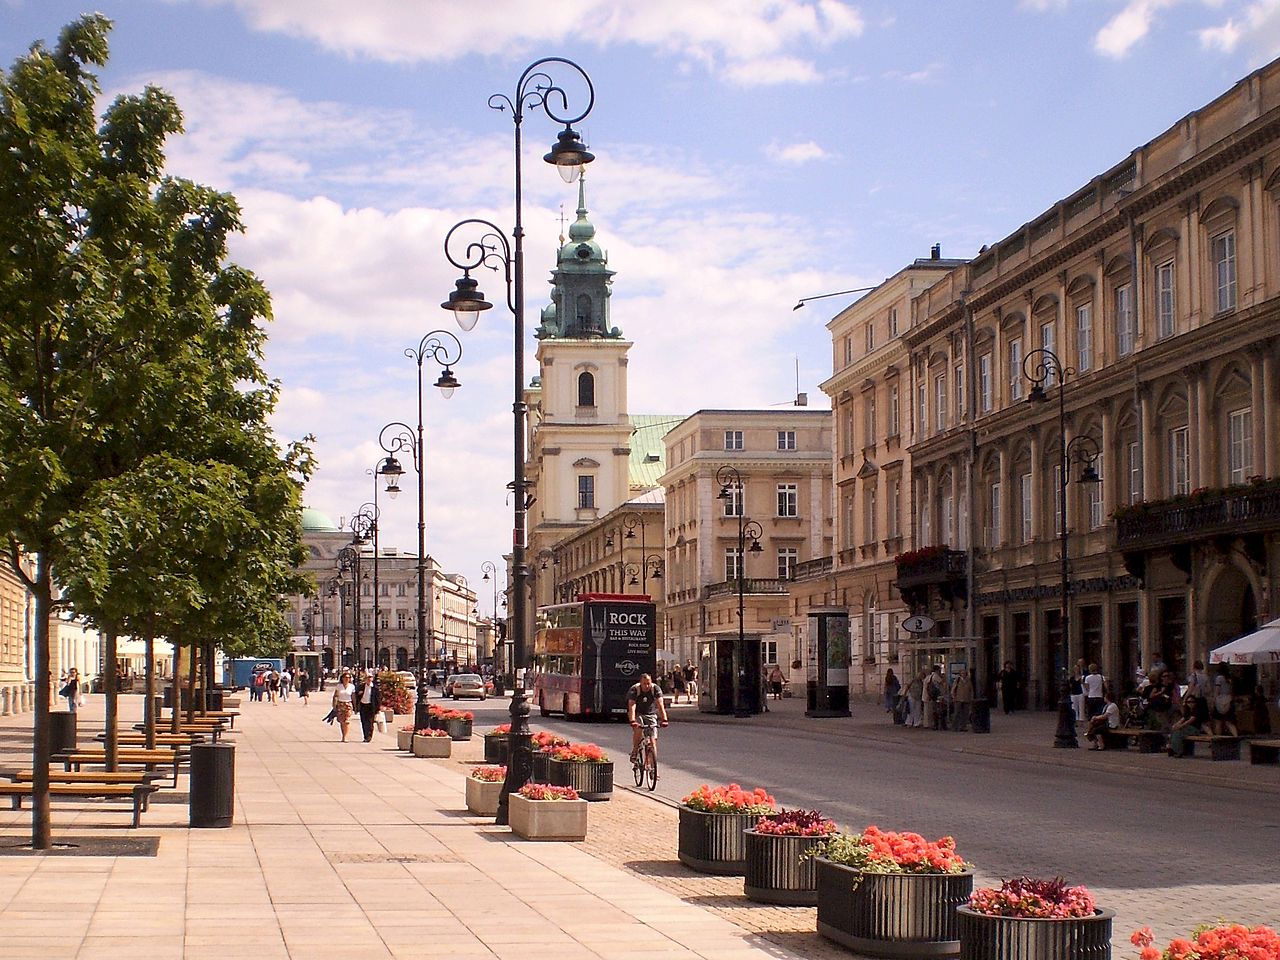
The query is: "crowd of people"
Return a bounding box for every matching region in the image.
[655,660,699,704]
[882,664,980,731]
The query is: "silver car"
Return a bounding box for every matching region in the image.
[449,673,486,700]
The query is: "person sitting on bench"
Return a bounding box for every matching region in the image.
[1168,693,1210,757]
[1085,692,1121,749]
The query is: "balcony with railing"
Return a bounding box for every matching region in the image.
[705,578,789,600]
[792,556,833,581]
[893,546,968,590]
[1114,480,1280,551]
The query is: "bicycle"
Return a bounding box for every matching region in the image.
[631,720,660,790]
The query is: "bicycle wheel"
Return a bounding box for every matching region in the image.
[644,741,657,791]
[632,748,644,786]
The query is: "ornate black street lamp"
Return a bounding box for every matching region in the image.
[715,465,763,718]
[1023,347,1101,749]
[480,560,504,685]
[348,506,377,669]
[622,556,663,593]
[440,57,595,826]
[373,331,462,731]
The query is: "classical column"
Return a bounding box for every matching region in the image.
[1029,428,1043,542]
[1140,386,1158,499]
[998,442,1012,547]
[1251,347,1267,479]
[1100,404,1117,517]
[1185,366,1202,489]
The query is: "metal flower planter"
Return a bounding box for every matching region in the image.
[532,751,551,783]
[956,906,1114,960]
[677,807,756,875]
[445,718,472,741]
[483,734,509,764]
[546,758,613,801]
[815,859,974,958]
[743,830,824,905]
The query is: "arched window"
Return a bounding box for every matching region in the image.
[577,371,595,407]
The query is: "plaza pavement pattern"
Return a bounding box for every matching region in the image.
[0,696,807,960]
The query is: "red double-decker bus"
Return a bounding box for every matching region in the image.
[531,594,657,719]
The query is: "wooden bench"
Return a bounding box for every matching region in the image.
[168,710,239,729]
[1184,735,1242,761]
[1101,728,1167,752]
[138,721,224,741]
[0,781,158,827]
[102,733,205,746]
[61,748,186,786]
[7,769,163,787]
[1248,738,1280,765]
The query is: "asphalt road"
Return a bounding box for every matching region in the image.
[454,692,1280,931]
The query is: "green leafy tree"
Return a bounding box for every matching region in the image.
[0,16,310,847]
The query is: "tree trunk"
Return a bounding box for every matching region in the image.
[169,637,181,735]
[144,633,155,751]
[31,555,53,850]
[104,630,118,772]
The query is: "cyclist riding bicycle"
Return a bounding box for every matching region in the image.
[627,673,669,765]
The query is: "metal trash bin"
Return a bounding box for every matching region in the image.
[49,711,77,754]
[971,699,991,734]
[189,741,235,828]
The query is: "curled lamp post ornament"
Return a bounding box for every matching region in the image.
[443,55,596,826]
[375,330,462,731]
[1022,347,1100,749]
[351,502,378,668]
[715,464,764,718]
[480,560,503,682]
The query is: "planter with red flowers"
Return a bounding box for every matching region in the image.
[810,826,974,958]
[411,728,452,758]
[530,731,571,782]
[508,783,587,841]
[397,724,415,751]
[465,765,506,816]
[439,708,474,741]
[744,809,838,905]
[1130,922,1279,960]
[546,742,613,801]
[958,877,1113,960]
[678,784,778,876]
[484,724,511,763]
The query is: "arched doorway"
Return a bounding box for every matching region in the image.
[1201,562,1258,659]
[396,647,408,671]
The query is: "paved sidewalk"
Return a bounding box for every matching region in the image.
[0,696,806,960]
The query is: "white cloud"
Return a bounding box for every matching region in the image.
[766,140,832,164]
[723,56,824,86]
[1093,0,1176,58]
[182,0,864,84]
[1199,0,1280,59]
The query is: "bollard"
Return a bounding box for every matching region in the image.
[49,711,77,754]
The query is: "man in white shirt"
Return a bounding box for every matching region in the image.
[1082,664,1106,719]
[1085,692,1121,749]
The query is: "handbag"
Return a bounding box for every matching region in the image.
[374,713,386,734]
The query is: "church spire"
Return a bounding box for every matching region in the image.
[568,173,595,242]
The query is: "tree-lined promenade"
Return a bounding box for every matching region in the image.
[0,16,311,848]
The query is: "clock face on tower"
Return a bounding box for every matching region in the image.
[576,243,592,260]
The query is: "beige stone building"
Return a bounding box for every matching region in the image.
[0,558,33,715]
[901,60,1280,708]
[798,251,967,697]
[297,508,479,672]
[661,409,833,708]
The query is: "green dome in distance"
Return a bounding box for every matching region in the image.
[301,507,339,532]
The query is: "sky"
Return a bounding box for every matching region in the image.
[3,0,1279,613]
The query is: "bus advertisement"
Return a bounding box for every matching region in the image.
[532,594,657,719]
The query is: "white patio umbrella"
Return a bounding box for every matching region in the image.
[1209,617,1280,665]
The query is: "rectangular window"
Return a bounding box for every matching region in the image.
[934,373,948,432]
[777,430,796,451]
[978,354,992,413]
[843,335,853,366]
[577,474,595,509]
[954,364,964,420]
[1116,283,1134,356]
[724,430,743,451]
[917,381,927,435]
[1076,304,1092,372]
[842,494,855,549]
[889,307,899,336]
[888,384,900,436]
[725,548,742,581]
[864,395,876,447]
[1040,321,1056,386]
[1009,337,1024,400]
[362,583,371,597]
[777,483,798,518]
[777,547,798,580]
[1128,441,1141,505]
[920,499,932,545]
[887,477,900,538]
[941,492,954,547]
[396,610,407,630]
[842,406,854,456]
[1213,230,1237,313]
[865,485,878,542]
[865,323,874,353]
[722,483,744,517]
[1053,464,1063,536]
[988,482,1001,548]
[1228,408,1253,484]
[1020,473,1032,543]
[957,486,969,549]
[1088,455,1104,530]
[1155,260,1175,339]
[396,583,406,597]
[1168,427,1189,496]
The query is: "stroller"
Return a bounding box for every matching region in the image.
[1122,695,1147,729]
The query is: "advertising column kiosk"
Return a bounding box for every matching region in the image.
[806,608,851,718]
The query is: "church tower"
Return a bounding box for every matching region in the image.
[526,177,634,570]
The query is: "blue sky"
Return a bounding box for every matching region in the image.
[3,0,1278,607]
